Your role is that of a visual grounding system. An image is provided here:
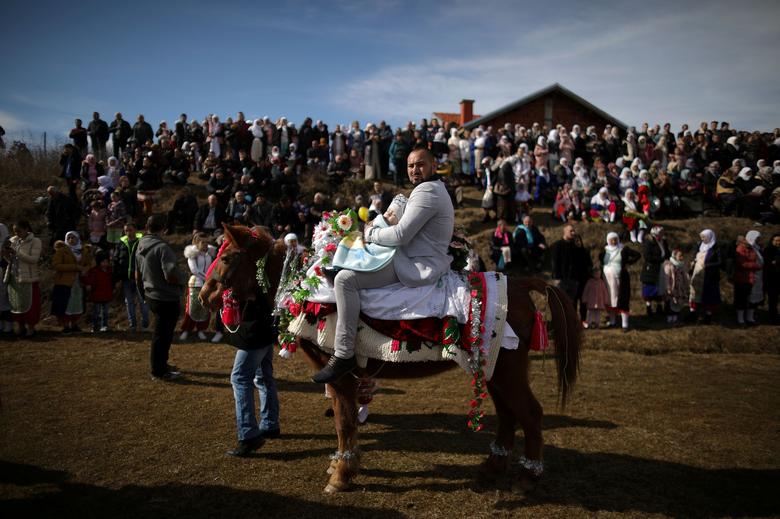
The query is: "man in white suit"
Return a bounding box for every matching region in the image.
[312,148,455,383]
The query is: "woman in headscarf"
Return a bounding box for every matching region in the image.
[208,115,223,158]
[589,187,616,223]
[559,128,574,165]
[80,153,103,191]
[733,231,763,325]
[546,129,560,172]
[51,231,93,333]
[180,232,221,343]
[491,219,513,272]
[689,229,721,324]
[447,128,462,175]
[533,136,549,172]
[0,223,11,333]
[621,188,649,243]
[249,119,265,162]
[746,231,766,324]
[105,156,124,188]
[4,221,43,336]
[473,129,486,182]
[618,168,635,195]
[640,226,670,317]
[599,231,641,331]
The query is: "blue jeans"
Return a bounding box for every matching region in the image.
[123,280,149,328]
[230,346,279,441]
[92,302,109,329]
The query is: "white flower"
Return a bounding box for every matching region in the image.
[337,215,353,231]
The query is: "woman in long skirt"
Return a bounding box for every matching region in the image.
[4,221,42,336]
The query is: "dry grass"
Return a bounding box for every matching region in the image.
[0,335,779,518]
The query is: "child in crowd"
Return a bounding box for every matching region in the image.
[663,249,690,324]
[83,251,113,332]
[514,182,532,220]
[180,233,220,342]
[581,266,610,329]
[88,200,107,246]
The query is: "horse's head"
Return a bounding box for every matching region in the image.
[199,224,282,311]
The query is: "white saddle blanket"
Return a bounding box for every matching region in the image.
[293,270,519,380]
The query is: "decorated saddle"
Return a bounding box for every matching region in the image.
[273,211,519,381]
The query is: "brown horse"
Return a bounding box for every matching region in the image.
[200,224,582,493]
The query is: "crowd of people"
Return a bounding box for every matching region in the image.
[1,112,779,340]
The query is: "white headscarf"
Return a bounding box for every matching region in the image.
[547,129,559,143]
[699,229,716,253]
[65,231,83,261]
[283,233,298,246]
[738,167,753,181]
[746,230,763,263]
[605,231,622,254]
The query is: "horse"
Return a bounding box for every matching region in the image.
[200,224,582,493]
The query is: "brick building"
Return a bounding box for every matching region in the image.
[460,83,626,133]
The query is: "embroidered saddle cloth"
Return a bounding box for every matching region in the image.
[287,271,518,380]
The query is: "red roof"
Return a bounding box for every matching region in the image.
[433,112,481,126]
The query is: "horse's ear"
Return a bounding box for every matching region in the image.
[222,223,253,250]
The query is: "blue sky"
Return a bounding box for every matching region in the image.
[2,0,779,146]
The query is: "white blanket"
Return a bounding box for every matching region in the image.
[293,270,519,380]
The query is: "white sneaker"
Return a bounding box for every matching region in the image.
[211,331,223,343]
[100,326,108,332]
[179,331,189,341]
[197,331,207,341]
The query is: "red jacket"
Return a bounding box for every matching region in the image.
[83,266,114,303]
[733,244,762,284]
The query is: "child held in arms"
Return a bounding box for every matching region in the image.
[331,194,407,273]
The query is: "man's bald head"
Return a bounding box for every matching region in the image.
[407,148,435,185]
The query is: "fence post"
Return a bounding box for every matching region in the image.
[43,132,47,153]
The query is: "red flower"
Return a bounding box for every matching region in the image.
[314,265,323,276]
[469,399,478,408]
[288,303,302,317]
[391,339,401,352]
[475,424,484,432]
[325,243,337,253]
[470,289,478,297]
[480,392,488,399]
[317,318,326,331]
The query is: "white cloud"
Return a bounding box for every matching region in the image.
[0,110,27,131]
[331,1,780,130]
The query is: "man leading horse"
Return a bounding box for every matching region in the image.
[312,147,455,383]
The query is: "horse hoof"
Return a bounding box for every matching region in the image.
[324,481,349,493]
[479,455,509,479]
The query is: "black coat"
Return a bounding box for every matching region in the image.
[640,237,670,285]
[513,225,546,251]
[88,118,109,144]
[132,121,154,145]
[550,239,579,281]
[225,296,278,350]
[110,119,132,146]
[194,204,226,232]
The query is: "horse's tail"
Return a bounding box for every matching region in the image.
[521,277,582,407]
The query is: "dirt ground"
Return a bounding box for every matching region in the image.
[1,329,779,519]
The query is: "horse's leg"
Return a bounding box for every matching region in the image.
[324,376,359,493]
[481,374,516,478]
[513,383,544,492]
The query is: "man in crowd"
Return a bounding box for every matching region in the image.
[313,148,454,383]
[113,222,149,332]
[195,194,226,236]
[550,224,591,320]
[109,112,132,159]
[135,215,184,381]
[166,186,199,235]
[69,119,88,157]
[133,114,154,147]
[513,214,547,271]
[88,111,109,162]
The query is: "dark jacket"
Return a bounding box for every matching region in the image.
[59,151,82,180]
[46,193,81,231]
[132,121,154,145]
[552,239,591,282]
[110,119,132,147]
[640,237,670,285]
[513,225,546,250]
[113,233,143,282]
[225,296,278,350]
[88,118,109,144]
[135,234,183,302]
[194,203,226,232]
